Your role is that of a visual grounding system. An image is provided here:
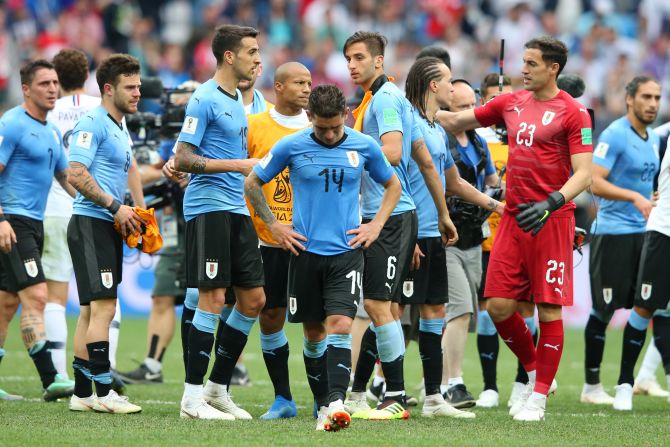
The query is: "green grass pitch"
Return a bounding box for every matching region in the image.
[1,318,668,446]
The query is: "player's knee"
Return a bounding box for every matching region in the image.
[486,301,515,322]
[327,316,352,335]
[303,322,326,341]
[260,307,285,333]
[21,289,48,313]
[633,305,654,320]
[363,299,390,323]
[152,296,175,314]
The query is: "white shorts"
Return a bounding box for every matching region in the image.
[42,216,74,282]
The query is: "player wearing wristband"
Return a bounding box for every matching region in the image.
[67,54,145,414]
[437,36,593,421]
[0,59,75,401]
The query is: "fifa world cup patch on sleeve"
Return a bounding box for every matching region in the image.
[581,128,592,145]
[383,108,400,126]
[182,116,199,135]
[593,142,609,159]
[76,131,93,149]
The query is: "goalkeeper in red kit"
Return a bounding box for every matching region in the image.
[437,36,593,421]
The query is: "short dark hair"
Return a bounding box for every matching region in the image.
[308,85,346,118]
[20,59,55,86]
[480,73,511,93]
[524,36,568,76]
[625,75,659,97]
[53,49,89,92]
[343,31,387,57]
[416,45,451,69]
[405,57,447,116]
[95,53,140,94]
[211,24,259,66]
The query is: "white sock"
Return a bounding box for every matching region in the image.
[372,375,385,387]
[205,379,226,394]
[108,300,121,370]
[44,302,68,378]
[183,383,203,400]
[527,370,536,383]
[144,357,162,373]
[529,391,546,401]
[636,338,662,382]
[440,384,449,394]
[447,377,464,388]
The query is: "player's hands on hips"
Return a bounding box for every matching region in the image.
[411,243,424,271]
[348,220,383,249]
[270,222,307,256]
[516,191,565,236]
[114,205,144,238]
[239,158,259,176]
[438,214,458,246]
[0,220,17,253]
[632,192,654,220]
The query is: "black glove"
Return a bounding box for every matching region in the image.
[515,191,565,236]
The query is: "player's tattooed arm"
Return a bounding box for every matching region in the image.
[174,141,208,173]
[68,161,113,208]
[174,141,259,175]
[244,171,277,226]
[55,170,77,198]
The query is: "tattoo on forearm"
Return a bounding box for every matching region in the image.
[176,141,208,173]
[246,176,276,226]
[69,162,110,207]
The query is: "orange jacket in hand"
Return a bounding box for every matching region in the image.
[114,207,163,254]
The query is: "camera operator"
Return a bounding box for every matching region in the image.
[441,79,500,409]
[117,80,197,385]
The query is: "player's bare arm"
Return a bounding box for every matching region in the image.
[348,173,401,249]
[411,138,458,245]
[592,163,653,220]
[174,140,259,175]
[560,152,593,202]
[444,165,504,215]
[379,130,402,166]
[69,161,142,238]
[435,109,481,135]
[127,158,147,209]
[0,163,16,253]
[54,169,76,198]
[244,170,306,255]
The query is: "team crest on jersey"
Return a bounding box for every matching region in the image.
[402,280,414,298]
[542,111,556,126]
[593,142,609,159]
[205,259,218,279]
[289,296,297,315]
[76,131,92,149]
[100,270,113,289]
[182,116,198,135]
[24,259,38,278]
[602,288,612,304]
[640,283,652,300]
[346,151,360,167]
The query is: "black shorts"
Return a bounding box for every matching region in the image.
[0,215,45,293]
[634,231,670,310]
[478,250,491,301]
[261,246,290,309]
[589,233,644,312]
[363,211,418,302]
[287,249,363,323]
[401,237,448,305]
[185,211,264,289]
[67,215,123,305]
[152,244,186,305]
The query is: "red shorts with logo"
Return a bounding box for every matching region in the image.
[484,213,575,306]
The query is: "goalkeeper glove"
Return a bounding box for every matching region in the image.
[515,191,565,236]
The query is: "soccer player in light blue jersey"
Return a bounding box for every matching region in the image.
[578,76,662,410]
[343,31,458,420]
[402,57,502,418]
[582,76,661,407]
[245,84,401,431]
[174,24,264,421]
[67,54,145,414]
[0,59,75,402]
